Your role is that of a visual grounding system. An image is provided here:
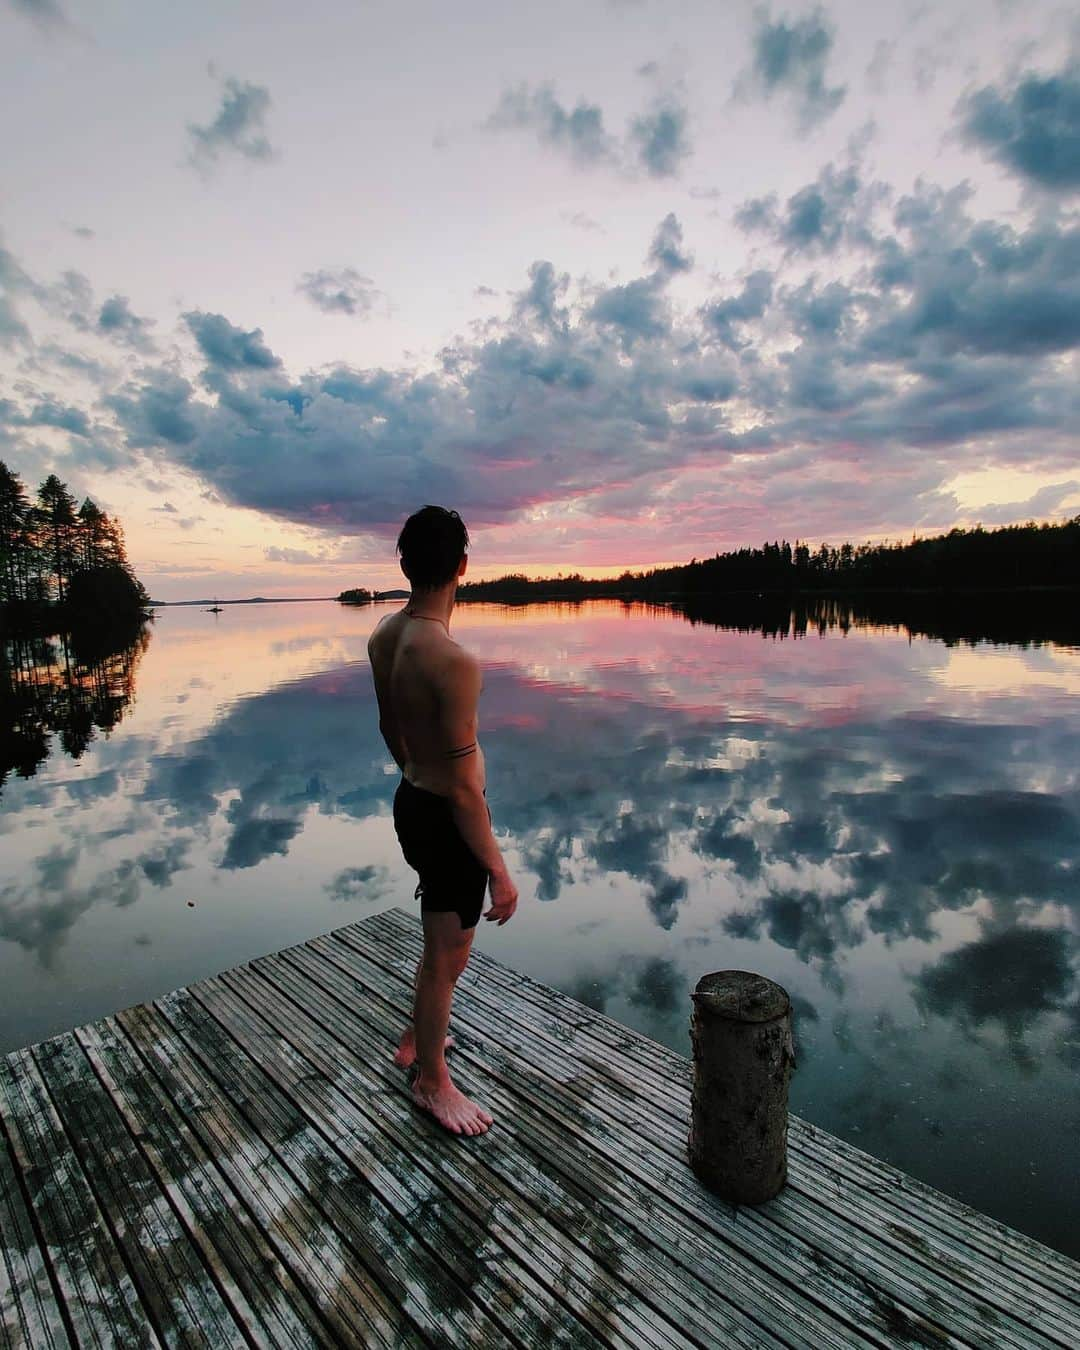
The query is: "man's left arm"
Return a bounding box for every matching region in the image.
[368,632,407,770]
[378,707,407,769]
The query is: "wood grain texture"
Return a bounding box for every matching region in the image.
[1,903,1077,1350]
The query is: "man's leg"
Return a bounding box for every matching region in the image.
[393,955,456,1067]
[409,910,493,1135]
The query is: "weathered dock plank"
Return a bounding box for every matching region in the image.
[357,911,1079,1350]
[2,904,1078,1349]
[400,906,1080,1309]
[75,1016,330,1349]
[249,947,807,1349]
[335,917,1021,1350]
[292,931,916,1348]
[0,1049,155,1348]
[156,982,587,1350]
[29,1033,245,1349]
[118,998,420,1349]
[201,967,679,1350]
[0,1102,69,1350]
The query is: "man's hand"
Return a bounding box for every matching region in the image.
[484,868,518,925]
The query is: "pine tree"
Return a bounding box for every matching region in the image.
[76,498,111,572]
[0,461,31,604]
[36,474,78,604]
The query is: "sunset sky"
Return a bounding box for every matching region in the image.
[2,0,1078,599]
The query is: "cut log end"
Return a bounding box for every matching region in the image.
[692,970,790,1024]
[688,969,794,1205]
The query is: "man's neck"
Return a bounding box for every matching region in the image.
[406,582,456,627]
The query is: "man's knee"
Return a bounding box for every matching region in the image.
[421,929,473,982]
[422,951,469,985]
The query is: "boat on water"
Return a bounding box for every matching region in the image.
[205,598,224,613]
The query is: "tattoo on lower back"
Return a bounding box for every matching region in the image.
[445,742,478,759]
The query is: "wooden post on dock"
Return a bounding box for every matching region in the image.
[688,970,794,1204]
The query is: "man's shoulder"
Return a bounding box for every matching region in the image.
[367,610,398,649]
[366,618,383,656]
[436,639,480,692]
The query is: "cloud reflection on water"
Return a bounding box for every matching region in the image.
[2,597,1079,1253]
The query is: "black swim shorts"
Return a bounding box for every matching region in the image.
[392,777,490,930]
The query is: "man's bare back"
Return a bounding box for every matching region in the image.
[367,608,487,798]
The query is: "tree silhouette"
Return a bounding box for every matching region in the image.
[0,462,31,606]
[0,462,151,630]
[456,517,1080,603]
[36,474,78,604]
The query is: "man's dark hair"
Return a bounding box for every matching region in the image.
[396,505,470,590]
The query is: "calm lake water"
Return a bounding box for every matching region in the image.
[2,597,1078,1257]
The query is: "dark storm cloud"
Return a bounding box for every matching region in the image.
[738,6,847,131]
[487,82,691,177]
[644,869,689,929]
[781,278,858,340]
[97,295,156,350]
[519,831,574,902]
[697,807,763,880]
[761,888,864,963]
[35,344,111,384]
[1,242,149,377]
[182,310,281,370]
[186,74,277,172]
[297,268,381,317]
[959,62,1080,192]
[110,229,737,529]
[37,269,97,336]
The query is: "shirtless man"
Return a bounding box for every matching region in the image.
[367,505,518,1136]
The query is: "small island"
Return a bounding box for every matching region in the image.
[338,587,410,604]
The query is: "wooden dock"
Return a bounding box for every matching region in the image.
[2,906,1078,1348]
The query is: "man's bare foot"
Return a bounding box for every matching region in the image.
[411,1075,493,1136]
[393,1031,455,1069]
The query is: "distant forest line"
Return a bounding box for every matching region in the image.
[456,516,1080,602]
